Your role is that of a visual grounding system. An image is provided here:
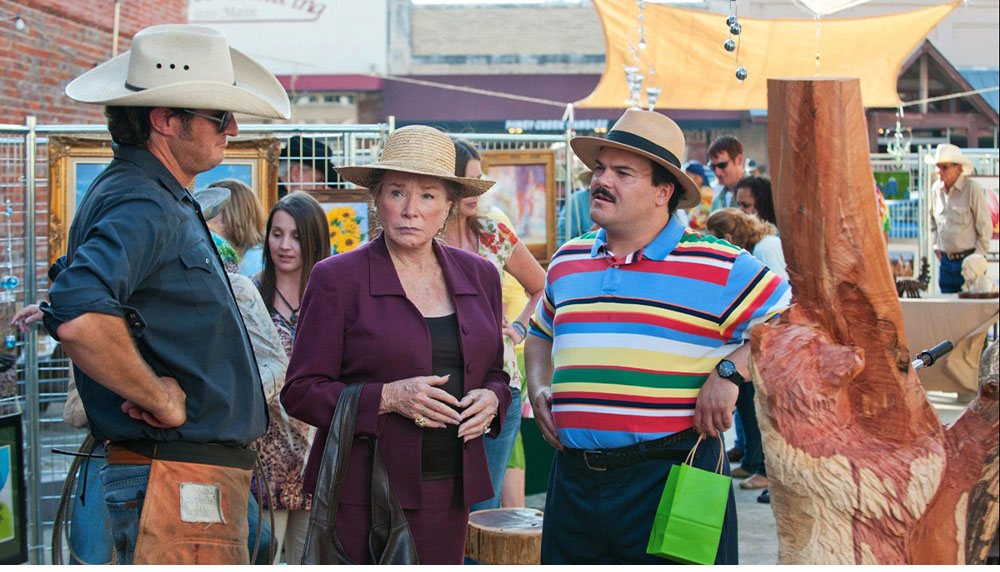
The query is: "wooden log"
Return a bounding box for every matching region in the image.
[750,77,999,564]
[465,508,543,565]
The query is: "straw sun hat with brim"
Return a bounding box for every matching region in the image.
[571,109,701,210]
[336,126,495,199]
[65,24,290,120]
[924,143,975,173]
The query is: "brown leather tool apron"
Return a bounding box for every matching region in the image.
[107,442,256,565]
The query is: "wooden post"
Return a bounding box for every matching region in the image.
[751,78,999,564]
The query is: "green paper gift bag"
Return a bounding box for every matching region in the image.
[646,434,731,565]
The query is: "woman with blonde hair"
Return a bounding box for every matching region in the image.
[705,208,787,279]
[443,138,545,511]
[704,207,784,497]
[206,178,268,276]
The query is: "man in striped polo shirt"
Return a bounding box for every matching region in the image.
[525,109,791,564]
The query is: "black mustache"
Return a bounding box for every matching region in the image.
[592,188,615,202]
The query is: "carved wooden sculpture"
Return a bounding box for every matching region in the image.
[750,78,999,564]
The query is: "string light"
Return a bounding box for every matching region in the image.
[622,0,660,110]
[725,0,747,84]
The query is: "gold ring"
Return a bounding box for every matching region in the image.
[414,417,426,428]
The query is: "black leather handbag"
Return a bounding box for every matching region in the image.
[300,384,420,564]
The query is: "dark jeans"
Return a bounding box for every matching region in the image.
[541,433,738,565]
[736,381,766,477]
[938,254,966,293]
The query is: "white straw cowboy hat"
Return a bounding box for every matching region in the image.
[65,24,290,119]
[924,143,975,173]
[571,109,701,210]
[336,125,495,198]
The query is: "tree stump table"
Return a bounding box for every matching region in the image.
[466,508,544,564]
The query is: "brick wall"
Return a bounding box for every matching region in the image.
[0,0,187,125]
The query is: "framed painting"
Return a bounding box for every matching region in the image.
[47,136,280,266]
[312,190,375,255]
[888,243,920,279]
[0,414,26,565]
[481,149,557,262]
[873,170,911,200]
[968,176,998,240]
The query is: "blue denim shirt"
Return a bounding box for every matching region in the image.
[42,144,267,446]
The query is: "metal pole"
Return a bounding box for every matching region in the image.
[112,0,121,57]
[563,116,574,246]
[23,115,42,563]
[918,145,938,295]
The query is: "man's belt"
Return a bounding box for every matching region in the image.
[946,249,975,260]
[562,427,699,471]
[106,440,256,470]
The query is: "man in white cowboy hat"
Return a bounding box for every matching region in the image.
[39,24,290,565]
[524,109,791,564]
[926,143,992,293]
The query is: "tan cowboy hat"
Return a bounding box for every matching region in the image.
[65,24,290,119]
[336,125,495,198]
[924,143,975,172]
[571,109,700,210]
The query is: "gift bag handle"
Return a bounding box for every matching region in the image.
[684,433,726,474]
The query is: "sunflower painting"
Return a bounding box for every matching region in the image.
[323,201,371,254]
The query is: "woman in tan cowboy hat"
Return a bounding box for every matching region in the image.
[280,125,511,564]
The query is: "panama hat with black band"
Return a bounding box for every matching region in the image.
[65,24,290,120]
[570,109,701,210]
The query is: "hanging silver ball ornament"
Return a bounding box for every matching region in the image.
[724,39,736,52]
[730,22,741,35]
[726,15,737,27]
[736,67,748,82]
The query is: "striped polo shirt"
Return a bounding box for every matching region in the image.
[529,216,791,450]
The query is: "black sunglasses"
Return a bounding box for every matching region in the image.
[182,109,233,133]
[710,160,730,171]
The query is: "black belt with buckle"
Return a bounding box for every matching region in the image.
[108,440,256,470]
[946,249,975,260]
[563,427,699,471]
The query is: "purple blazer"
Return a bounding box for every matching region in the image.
[280,233,511,509]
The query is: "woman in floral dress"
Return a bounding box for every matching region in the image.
[442,138,546,511]
[254,192,331,564]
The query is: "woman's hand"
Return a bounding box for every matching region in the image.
[380,375,462,429]
[11,304,42,333]
[457,388,499,442]
[501,317,527,345]
[501,323,524,345]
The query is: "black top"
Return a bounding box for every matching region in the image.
[420,313,465,480]
[41,145,268,446]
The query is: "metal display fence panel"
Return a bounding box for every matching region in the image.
[3,119,997,564]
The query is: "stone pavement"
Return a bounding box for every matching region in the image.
[524,390,969,565]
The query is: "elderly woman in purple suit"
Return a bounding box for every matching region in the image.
[280,125,511,565]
